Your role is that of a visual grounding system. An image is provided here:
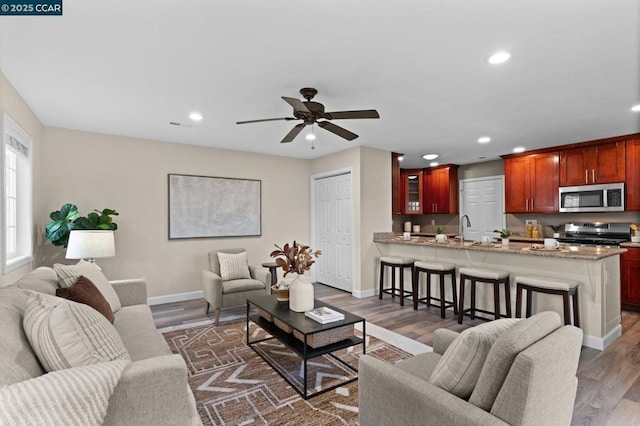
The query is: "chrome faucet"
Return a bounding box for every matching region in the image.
[461,214,472,242]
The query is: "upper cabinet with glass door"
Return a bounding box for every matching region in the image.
[400,169,424,215]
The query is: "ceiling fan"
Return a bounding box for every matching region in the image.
[236,87,380,143]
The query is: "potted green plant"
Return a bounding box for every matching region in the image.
[493,229,517,247]
[548,224,563,238]
[45,203,119,248]
[435,226,447,242]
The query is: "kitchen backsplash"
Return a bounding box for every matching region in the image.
[393,211,640,236]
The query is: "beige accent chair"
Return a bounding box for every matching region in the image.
[359,312,583,426]
[202,248,271,324]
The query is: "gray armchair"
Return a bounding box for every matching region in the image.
[359,312,583,426]
[201,248,271,324]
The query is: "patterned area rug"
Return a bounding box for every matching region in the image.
[163,320,412,425]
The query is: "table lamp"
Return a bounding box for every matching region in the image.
[65,230,115,267]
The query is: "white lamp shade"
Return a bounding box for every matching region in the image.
[65,230,116,259]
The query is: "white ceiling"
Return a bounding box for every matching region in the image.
[1,0,638,168]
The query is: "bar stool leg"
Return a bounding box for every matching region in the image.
[379,262,384,300]
[426,273,432,307]
[391,267,396,298]
[493,282,501,320]
[562,292,571,325]
[526,288,532,318]
[458,275,466,324]
[504,278,512,317]
[451,271,459,315]
[470,280,476,320]
[572,290,580,327]
[516,283,523,318]
[439,273,446,318]
[412,267,419,310]
[399,266,405,306]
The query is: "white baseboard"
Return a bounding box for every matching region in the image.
[147,290,203,306]
[583,324,622,351]
[352,288,376,299]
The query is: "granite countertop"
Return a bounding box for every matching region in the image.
[374,233,627,260]
[621,242,640,248]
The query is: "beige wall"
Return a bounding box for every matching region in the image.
[310,146,391,296]
[40,127,311,298]
[0,72,44,286]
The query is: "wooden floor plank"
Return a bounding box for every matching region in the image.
[151,283,640,425]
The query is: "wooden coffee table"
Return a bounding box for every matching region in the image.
[246,294,366,399]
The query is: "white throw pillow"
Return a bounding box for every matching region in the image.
[54,260,121,312]
[23,292,131,372]
[217,251,251,281]
[430,318,519,399]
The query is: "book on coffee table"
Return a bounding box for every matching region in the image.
[305,306,345,324]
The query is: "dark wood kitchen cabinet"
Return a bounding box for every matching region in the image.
[423,165,459,214]
[559,141,625,186]
[504,152,559,213]
[401,168,424,214]
[625,138,640,211]
[621,247,640,311]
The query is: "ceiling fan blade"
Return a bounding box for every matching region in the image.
[324,110,380,120]
[236,117,295,125]
[282,96,310,113]
[317,121,358,141]
[281,123,306,143]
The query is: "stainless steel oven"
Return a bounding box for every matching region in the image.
[559,183,624,213]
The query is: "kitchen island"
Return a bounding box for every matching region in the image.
[374,233,627,350]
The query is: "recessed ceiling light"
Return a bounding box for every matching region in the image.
[488,51,511,65]
[398,156,404,162]
[513,147,525,153]
[422,154,439,160]
[632,104,640,112]
[408,175,417,180]
[478,136,491,143]
[305,133,316,141]
[430,162,439,167]
[189,112,204,121]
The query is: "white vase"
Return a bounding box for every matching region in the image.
[502,238,510,247]
[287,273,314,312]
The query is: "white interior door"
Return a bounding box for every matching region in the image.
[460,176,505,241]
[313,172,353,292]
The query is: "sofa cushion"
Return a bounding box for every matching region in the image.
[469,311,562,411]
[430,318,519,399]
[54,260,122,312]
[11,266,59,295]
[56,275,115,323]
[396,351,442,382]
[113,304,171,361]
[217,251,251,281]
[0,360,128,426]
[0,287,45,386]
[222,278,265,294]
[23,292,130,372]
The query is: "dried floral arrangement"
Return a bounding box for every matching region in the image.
[270,241,322,278]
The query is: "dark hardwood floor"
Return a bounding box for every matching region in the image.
[151,283,640,425]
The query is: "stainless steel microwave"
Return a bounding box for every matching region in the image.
[559,183,624,212]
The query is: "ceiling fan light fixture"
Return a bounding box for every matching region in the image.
[189,112,204,121]
[422,153,439,160]
[488,51,511,65]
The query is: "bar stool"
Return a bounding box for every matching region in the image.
[458,267,511,324]
[379,256,415,306]
[412,261,458,318]
[515,275,580,327]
